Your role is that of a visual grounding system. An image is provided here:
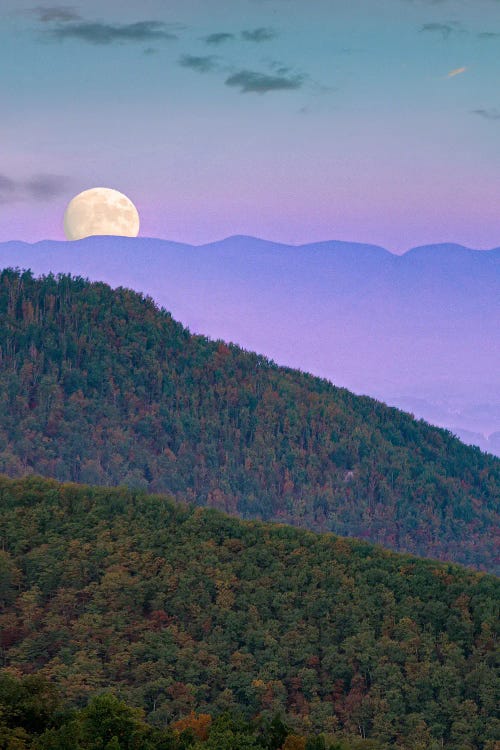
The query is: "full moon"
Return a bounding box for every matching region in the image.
[63,187,140,241]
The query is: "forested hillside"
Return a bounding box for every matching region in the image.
[2,237,499,453]
[0,476,498,749]
[0,269,498,571]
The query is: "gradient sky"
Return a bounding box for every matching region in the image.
[1,0,500,251]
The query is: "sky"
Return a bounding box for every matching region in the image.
[1,0,500,251]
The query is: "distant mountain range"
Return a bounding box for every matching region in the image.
[1,236,499,454]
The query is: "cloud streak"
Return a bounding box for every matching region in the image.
[225,69,303,93]
[25,174,71,200]
[478,31,500,39]
[30,5,81,22]
[0,175,17,204]
[420,22,461,39]
[204,32,235,45]
[179,54,218,73]
[472,108,500,121]
[241,27,277,42]
[447,66,466,77]
[404,0,448,4]
[47,20,178,44]
[0,173,71,203]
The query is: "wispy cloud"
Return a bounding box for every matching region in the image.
[25,174,71,200]
[204,32,235,45]
[478,31,500,39]
[30,5,81,23]
[420,22,462,39]
[472,108,500,120]
[179,54,218,73]
[0,175,17,204]
[0,173,71,203]
[447,66,466,77]
[46,20,178,45]
[241,27,277,42]
[203,28,277,45]
[404,0,448,4]
[225,69,304,93]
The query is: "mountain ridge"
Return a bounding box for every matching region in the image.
[0,269,498,572]
[1,235,498,454]
[2,235,500,257]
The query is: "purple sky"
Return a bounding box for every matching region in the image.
[1,0,500,251]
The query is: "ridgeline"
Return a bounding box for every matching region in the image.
[0,269,498,571]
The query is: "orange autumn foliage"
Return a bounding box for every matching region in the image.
[171,711,212,740]
[281,735,307,750]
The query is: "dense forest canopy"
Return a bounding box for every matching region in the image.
[0,269,498,572]
[0,476,498,749]
[0,675,382,750]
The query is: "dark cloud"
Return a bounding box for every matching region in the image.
[478,31,500,39]
[179,54,218,73]
[48,20,178,45]
[0,173,71,203]
[202,27,276,46]
[225,69,303,93]
[204,32,235,45]
[25,174,71,200]
[420,22,461,38]
[31,5,81,22]
[241,27,277,42]
[472,108,500,120]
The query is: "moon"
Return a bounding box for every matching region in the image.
[63,187,140,241]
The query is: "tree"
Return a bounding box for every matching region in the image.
[78,694,149,750]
